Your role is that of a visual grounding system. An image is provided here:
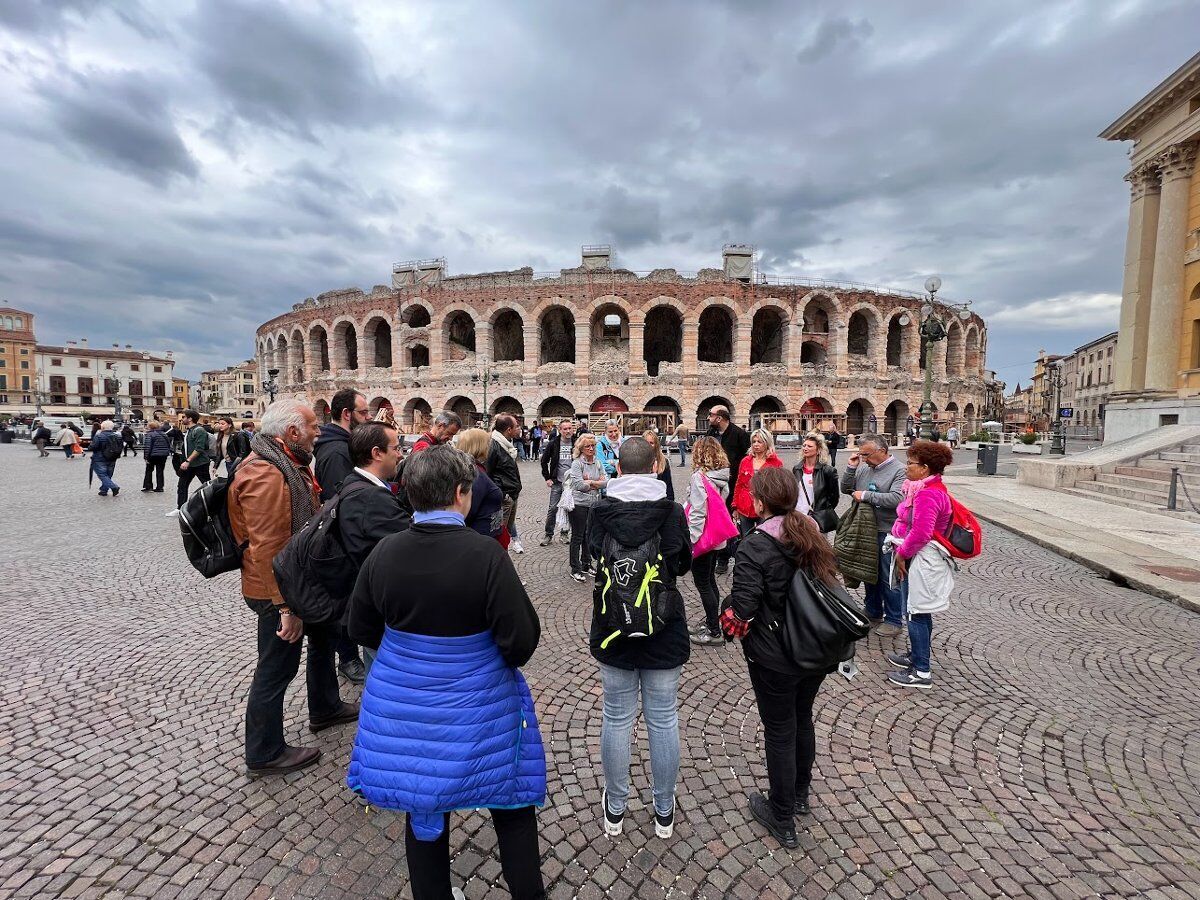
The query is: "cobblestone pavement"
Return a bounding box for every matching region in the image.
[2,443,1199,900]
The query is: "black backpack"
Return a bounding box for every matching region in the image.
[272,481,370,623]
[99,433,122,463]
[595,532,667,649]
[179,476,244,578]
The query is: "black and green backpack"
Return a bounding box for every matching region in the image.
[596,533,666,648]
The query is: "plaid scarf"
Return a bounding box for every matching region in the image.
[249,432,318,535]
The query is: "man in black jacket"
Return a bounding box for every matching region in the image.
[537,418,576,547]
[487,414,523,553]
[313,387,371,683]
[706,404,750,572]
[586,437,691,840]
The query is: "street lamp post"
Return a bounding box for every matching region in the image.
[1049,361,1066,456]
[263,368,280,404]
[900,277,971,441]
[472,368,500,428]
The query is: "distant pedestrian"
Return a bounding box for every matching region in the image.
[227,418,252,471]
[530,423,543,459]
[673,422,689,467]
[823,427,843,469]
[175,410,212,509]
[346,444,546,900]
[538,419,576,547]
[487,415,525,553]
[706,405,750,574]
[884,440,956,690]
[228,399,357,777]
[89,420,121,496]
[162,419,185,475]
[596,420,622,478]
[457,428,506,542]
[141,421,171,492]
[121,424,137,457]
[685,436,732,645]
[566,433,606,581]
[32,421,51,457]
[946,425,959,449]
[55,424,77,459]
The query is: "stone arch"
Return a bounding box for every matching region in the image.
[590,394,629,414]
[402,397,432,432]
[445,394,478,425]
[490,307,525,361]
[313,399,331,424]
[308,324,331,372]
[800,292,840,333]
[965,325,982,373]
[643,304,683,376]
[539,395,575,419]
[539,305,576,364]
[846,306,881,359]
[697,305,735,363]
[885,312,914,368]
[263,337,275,374]
[289,328,306,378]
[363,316,392,368]
[749,395,786,422]
[750,306,787,365]
[964,402,977,431]
[885,399,910,438]
[590,300,630,365]
[645,395,682,417]
[490,396,524,419]
[400,302,433,328]
[697,395,734,429]
[845,398,874,435]
[800,341,828,365]
[945,320,964,376]
[332,319,359,370]
[409,343,430,368]
[443,309,477,363]
[369,396,393,416]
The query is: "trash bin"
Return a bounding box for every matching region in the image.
[977,443,998,476]
[0,430,13,444]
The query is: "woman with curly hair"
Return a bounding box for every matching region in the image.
[684,436,732,645]
[884,439,956,690]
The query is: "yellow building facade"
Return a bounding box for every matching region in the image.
[1102,52,1200,440]
[0,307,38,416]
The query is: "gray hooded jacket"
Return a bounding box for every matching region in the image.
[685,467,731,545]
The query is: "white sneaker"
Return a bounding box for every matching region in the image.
[164,508,181,518]
[511,540,525,554]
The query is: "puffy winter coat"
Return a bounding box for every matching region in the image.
[833,500,878,588]
[347,628,547,840]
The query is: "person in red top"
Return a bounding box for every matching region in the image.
[732,428,784,533]
[411,410,462,453]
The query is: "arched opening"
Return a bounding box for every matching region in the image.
[964,402,976,431]
[492,309,525,361]
[800,341,827,365]
[445,311,476,363]
[750,307,786,365]
[539,395,575,420]
[590,395,629,417]
[845,399,874,435]
[799,397,832,433]
[276,335,289,381]
[886,315,907,367]
[369,396,393,416]
[333,322,358,370]
[313,399,331,424]
[590,303,629,369]
[847,311,870,357]
[289,329,306,377]
[945,321,963,376]
[698,306,734,363]
[309,326,330,372]
[490,396,524,419]
[750,395,785,415]
[539,306,576,364]
[644,305,683,376]
[409,344,429,368]
[446,395,478,425]
[294,367,305,384]
[130,408,144,420]
[885,400,910,438]
[697,395,734,430]
[402,397,432,432]
[802,298,832,334]
[263,338,274,374]
[965,326,981,373]
[645,395,681,417]
[945,401,959,428]
[402,305,431,328]
[365,318,392,368]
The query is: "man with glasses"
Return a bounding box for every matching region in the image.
[314,388,373,683]
[705,405,750,574]
[841,434,906,636]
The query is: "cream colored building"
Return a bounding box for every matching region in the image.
[36,339,176,420]
[199,360,258,417]
[1102,52,1200,440]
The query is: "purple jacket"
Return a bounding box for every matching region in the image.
[890,475,952,560]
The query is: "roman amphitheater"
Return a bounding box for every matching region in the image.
[254,246,989,441]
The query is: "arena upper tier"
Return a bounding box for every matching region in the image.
[254,250,988,439]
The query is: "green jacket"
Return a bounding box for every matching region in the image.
[185,425,209,463]
[834,500,878,588]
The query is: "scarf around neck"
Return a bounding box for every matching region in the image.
[249,432,318,534]
[491,430,517,460]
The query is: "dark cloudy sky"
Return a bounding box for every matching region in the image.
[1,1,1198,384]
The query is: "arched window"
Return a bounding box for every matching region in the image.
[697,307,734,363]
[644,305,683,376]
[492,309,524,361]
[750,307,786,365]
[847,312,870,357]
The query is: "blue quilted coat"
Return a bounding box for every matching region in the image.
[347,628,547,840]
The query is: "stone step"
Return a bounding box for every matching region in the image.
[1155,451,1200,464]
[1113,465,1173,481]
[1061,486,1200,521]
[1138,457,1200,475]
[1078,477,1170,504]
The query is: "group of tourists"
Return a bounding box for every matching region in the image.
[211,388,965,899]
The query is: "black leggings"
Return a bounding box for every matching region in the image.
[568,505,592,573]
[748,663,826,821]
[405,807,545,900]
[692,551,720,633]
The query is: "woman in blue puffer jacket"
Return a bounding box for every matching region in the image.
[346,445,546,900]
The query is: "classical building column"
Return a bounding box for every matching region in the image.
[429,327,444,379]
[682,321,698,378]
[1113,163,1162,392]
[628,322,646,378]
[1144,143,1197,392]
[522,324,539,381]
[735,322,752,377]
[475,321,492,370]
[575,321,591,384]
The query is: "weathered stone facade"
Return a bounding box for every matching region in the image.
[254,262,989,439]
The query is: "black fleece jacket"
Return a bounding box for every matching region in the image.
[587,495,692,670]
[347,522,540,668]
[314,423,353,503]
[338,471,412,569]
[487,438,522,499]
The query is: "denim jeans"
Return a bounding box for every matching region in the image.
[92,459,118,494]
[244,598,342,767]
[865,532,905,626]
[675,442,687,466]
[599,663,681,817]
[908,613,933,673]
[543,481,564,538]
[691,550,720,634]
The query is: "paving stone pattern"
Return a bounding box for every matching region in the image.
[1,445,1198,899]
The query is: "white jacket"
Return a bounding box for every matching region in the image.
[884,533,954,614]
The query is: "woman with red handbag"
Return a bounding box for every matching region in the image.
[684,437,736,645]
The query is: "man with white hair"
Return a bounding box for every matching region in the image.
[89,420,121,496]
[229,399,358,777]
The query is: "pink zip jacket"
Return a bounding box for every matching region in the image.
[890,474,952,560]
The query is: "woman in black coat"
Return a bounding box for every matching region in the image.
[792,434,839,536]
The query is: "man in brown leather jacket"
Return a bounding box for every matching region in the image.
[229,399,357,777]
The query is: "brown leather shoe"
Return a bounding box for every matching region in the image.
[309,702,360,733]
[875,623,904,637]
[246,745,321,778]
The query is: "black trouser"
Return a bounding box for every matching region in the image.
[717,498,744,564]
[405,807,545,900]
[748,662,826,822]
[692,550,720,634]
[143,458,166,491]
[176,462,210,507]
[568,505,592,573]
[244,599,342,767]
[171,453,183,476]
[335,627,360,666]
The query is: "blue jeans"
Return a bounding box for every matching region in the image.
[675,443,687,466]
[908,613,933,673]
[865,532,905,626]
[93,459,118,494]
[599,664,681,817]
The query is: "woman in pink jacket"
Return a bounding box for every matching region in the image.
[883,440,955,690]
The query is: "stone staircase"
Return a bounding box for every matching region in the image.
[1067,441,1200,518]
